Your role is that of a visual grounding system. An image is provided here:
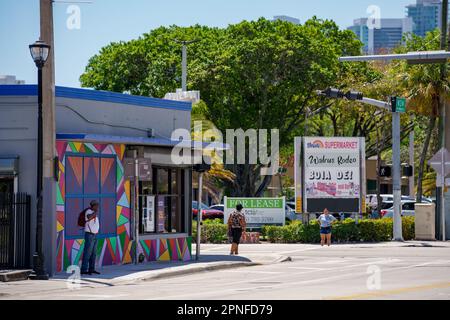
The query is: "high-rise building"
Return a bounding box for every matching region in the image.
[406,0,449,37]
[348,18,413,54]
[273,15,300,25]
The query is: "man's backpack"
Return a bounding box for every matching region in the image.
[77,208,89,228]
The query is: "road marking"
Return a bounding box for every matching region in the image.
[288,267,327,270]
[327,281,450,300]
[222,270,283,274]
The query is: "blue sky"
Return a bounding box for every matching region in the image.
[0,0,413,88]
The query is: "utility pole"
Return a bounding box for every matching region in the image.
[173,39,200,92]
[38,0,56,276]
[441,0,450,241]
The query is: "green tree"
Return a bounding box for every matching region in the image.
[80,18,363,197]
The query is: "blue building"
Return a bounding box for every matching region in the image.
[406,0,446,37]
[348,18,413,54]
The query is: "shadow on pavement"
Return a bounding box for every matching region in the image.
[54,254,252,281]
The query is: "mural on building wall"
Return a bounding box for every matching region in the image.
[56,141,132,272]
[138,238,191,262]
[56,141,191,272]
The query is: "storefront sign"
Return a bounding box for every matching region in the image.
[144,196,155,233]
[223,197,285,228]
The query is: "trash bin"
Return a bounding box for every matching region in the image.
[415,203,436,241]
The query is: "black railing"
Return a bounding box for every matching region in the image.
[0,193,31,269]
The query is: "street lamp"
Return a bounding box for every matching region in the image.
[28,39,50,280]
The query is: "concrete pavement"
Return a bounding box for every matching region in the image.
[1,241,450,300]
[0,245,289,299]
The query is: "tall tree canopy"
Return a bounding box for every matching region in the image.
[80,17,365,196]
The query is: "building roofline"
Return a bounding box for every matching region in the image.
[0,85,192,111]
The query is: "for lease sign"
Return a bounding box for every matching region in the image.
[224,197,285,227]
[304,137,360,199]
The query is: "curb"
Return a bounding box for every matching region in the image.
[109,255,291,285]
[110,261,259,285]
[0,270,32,282]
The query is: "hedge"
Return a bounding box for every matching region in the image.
[192,217,415,244]
[261,217,415,243]
[192,219,229,244]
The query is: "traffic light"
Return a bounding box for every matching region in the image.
[402,165,413,177]
[321,88,344,98]
[345,90,363,101]
[379,165,392,178]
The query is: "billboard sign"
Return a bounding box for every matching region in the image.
[224,197,285,228]
[304,137,360,198]
[295,137,366,214]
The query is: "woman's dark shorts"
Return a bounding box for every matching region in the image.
[320,226,332,235]
[231,227,243,244]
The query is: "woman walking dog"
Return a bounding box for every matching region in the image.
[227,204,246,255]
[318,208,336,246]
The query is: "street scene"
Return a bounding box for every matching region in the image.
[1,0,450,306]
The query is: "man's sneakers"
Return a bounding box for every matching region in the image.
[90,270,101,275]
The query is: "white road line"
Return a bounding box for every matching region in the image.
[221,270,283,274]
[288,267,328,270]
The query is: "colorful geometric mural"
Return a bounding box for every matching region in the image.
[138,237,192,262]
[56,140,192,273]
[56,141,131,272]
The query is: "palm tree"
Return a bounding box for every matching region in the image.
[191,101,235,204]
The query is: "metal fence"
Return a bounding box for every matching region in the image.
[0,193,31,269]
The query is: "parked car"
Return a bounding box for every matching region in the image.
[192,201,223,220]
[381,200,416,219]
[285,204,300,221]
[209,204,224,212]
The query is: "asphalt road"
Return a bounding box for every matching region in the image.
[2,242,450,300]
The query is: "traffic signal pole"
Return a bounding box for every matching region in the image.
[317,89,404,241]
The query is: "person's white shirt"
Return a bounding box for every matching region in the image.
[85,209,100,234]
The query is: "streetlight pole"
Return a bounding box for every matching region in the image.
[338,50,450,241]
[317,89,404,240]
[173,39,200,92]
[28,40,50,280]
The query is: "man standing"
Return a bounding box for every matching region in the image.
[81,200,101,275]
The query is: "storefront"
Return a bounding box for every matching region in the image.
[0,85,193,274]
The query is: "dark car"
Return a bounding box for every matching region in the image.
[192,201,224,220]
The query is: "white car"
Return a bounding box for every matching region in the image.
[381,200,416,219]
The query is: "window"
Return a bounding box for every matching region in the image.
[140,167,185,234]
[65,154,117,239]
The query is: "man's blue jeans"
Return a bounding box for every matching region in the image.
[81,232,97,273]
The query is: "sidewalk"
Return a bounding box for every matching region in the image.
[0,245,290,299]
